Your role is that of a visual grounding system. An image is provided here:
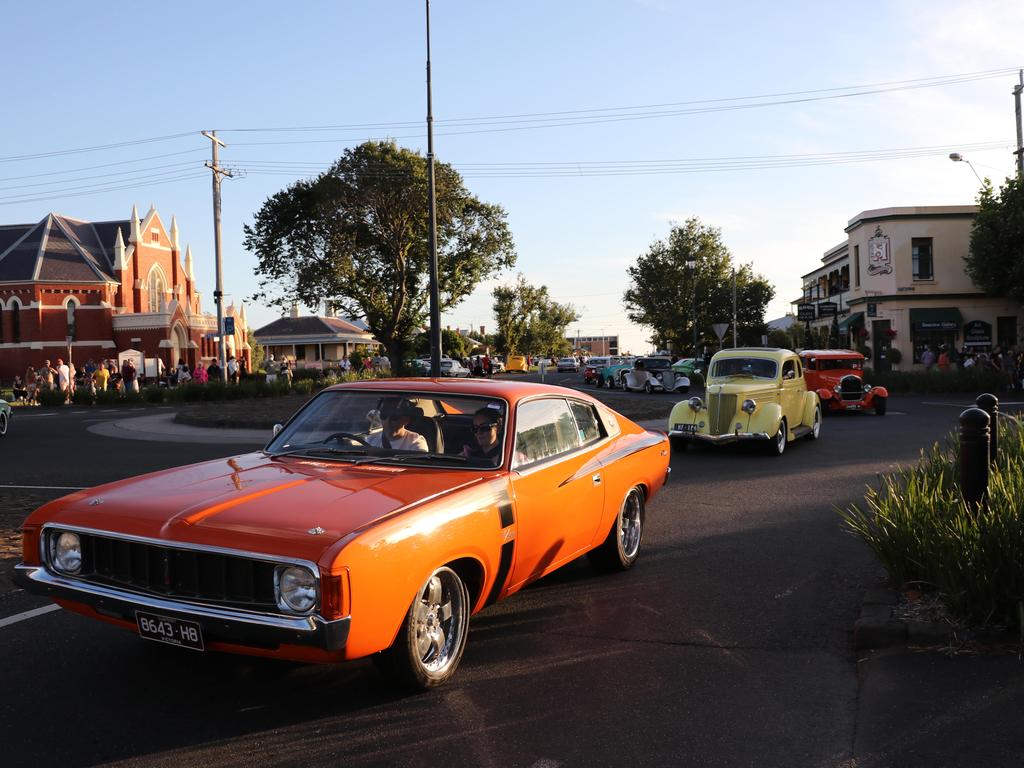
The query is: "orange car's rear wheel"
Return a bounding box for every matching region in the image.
[589,487,645,571]
[379,566,470,690]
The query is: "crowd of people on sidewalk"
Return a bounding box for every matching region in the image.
[919,344,1024,389]
[7,354,252,405]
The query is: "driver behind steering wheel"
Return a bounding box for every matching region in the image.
[366,398,428,452]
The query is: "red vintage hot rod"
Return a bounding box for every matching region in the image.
[798,350,888,415]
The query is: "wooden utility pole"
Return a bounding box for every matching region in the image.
[425,0,442,377]
[1014,69,1023,178]
[202,130,233,383]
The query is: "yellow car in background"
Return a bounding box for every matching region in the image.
[668,348,821,456]
[505,355,530,372]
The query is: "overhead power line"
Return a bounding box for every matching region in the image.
[0,132,196,164]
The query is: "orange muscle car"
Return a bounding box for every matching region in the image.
[17,380,670,689]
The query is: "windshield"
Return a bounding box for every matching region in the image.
[266,390,508,468]
[819,358,862,371]
[641,358,671,370]
[711,357,778,379]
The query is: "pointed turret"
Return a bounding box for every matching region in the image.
[129,204,141,243]
[113,227,128,272]
[170,215,180,252]
[184,244,194,282]
[239,303,248,328]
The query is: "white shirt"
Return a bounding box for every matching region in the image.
[57,364,70,389]
[227,359,238,374]
[367,429,428,452]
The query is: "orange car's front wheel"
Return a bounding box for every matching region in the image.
[378,566,470,690]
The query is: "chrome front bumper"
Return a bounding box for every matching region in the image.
[14,564,349,651]
[667,430,771,445]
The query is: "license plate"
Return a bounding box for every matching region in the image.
[136,611,204,651]
[673,423,698,433]
[845,404,861,410]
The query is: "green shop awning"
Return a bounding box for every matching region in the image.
[910,308,963,331]
[837,312,864,332]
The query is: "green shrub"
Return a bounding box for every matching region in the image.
[37,389,66,407]
[142,386,165,404]
[72,387,95,405]
[292,368,322,382]
[841,415,1024,629]
[865,367,1005,393]
[95,388,120,405]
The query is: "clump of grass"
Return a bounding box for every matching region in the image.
[840,414,1024,629]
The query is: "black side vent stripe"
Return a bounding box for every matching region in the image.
[498,500,514,528]
[485,541,515,606]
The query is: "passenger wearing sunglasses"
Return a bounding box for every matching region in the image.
[461,407,503,463]
[366,399,428,452]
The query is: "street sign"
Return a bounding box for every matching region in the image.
[817,302,838,317]
[711,323,730,340]
[223,316,235,335]
[797,303,815,322]
[964,320,992,347]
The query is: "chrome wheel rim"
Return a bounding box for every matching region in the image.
[0,413,6,435]
[412,568,466,674]
[812,407,821,438]
[619,489,643,558]
[776,422,786,454]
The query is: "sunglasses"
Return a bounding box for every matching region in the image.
[471,423,498,434]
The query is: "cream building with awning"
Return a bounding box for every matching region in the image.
[794,205,1023,371]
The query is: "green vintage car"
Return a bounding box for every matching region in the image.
[667,348,821,456]
[0,397,10,437]
[671,357,704,378]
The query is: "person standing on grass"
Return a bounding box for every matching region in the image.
[94,361,109,393]
[920,346,935,370]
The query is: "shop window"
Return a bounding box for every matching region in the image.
[912,329,956,363]
[853,245,860,287]
[10,299,20,343]
[997,316,1018,349]
[912,238,934,281]
[66,299,77,341]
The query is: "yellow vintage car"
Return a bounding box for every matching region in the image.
[667,348,821,456]
[505,355,530,372]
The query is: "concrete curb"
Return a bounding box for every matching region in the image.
[854,585,1018,651]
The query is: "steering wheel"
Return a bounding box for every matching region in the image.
[323,432,370,447]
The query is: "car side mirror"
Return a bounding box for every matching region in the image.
[272,423,283,437]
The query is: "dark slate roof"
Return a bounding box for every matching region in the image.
[254,316,371,338]
[0,213,127,283]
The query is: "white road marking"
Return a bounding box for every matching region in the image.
[0,604,61,629]
[922,401,1024,408]
[0,485,87,490]
[13,412,57,417]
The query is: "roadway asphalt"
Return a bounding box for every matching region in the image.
[1,382,1022,767]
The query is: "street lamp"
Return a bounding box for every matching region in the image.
[949,152,984,185]
[685,260,697,355]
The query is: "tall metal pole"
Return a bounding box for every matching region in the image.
[1014,69,1023,179]
[732,267,738,348]
[203,130,232,383]
[425,0,442,377]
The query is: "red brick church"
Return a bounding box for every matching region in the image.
[0,205,249,380]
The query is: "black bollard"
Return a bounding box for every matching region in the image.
[975,393,999,466]
[959,407,990,507]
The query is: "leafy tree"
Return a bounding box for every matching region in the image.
[623,218,775,354]
[247,328,265,372]
[244,140,516,370]
[966,176,1024,302]
[492,274,579,357]
[412,328,469,359]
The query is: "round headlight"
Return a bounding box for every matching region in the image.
[863,384,872,393]
[52,532,82,575]
[688,397,703,411]
[742,398,757,414]
[655,372,663,380]
[277,566,317,613]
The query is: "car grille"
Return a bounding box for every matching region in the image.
[70,532,279,612]
[839,376,863,401]
[709,394,737,435]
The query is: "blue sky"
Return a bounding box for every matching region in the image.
[2,0,1021,353]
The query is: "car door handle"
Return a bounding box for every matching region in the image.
[592,473,602,486]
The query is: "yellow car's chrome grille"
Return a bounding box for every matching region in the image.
[709,394,737,435]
